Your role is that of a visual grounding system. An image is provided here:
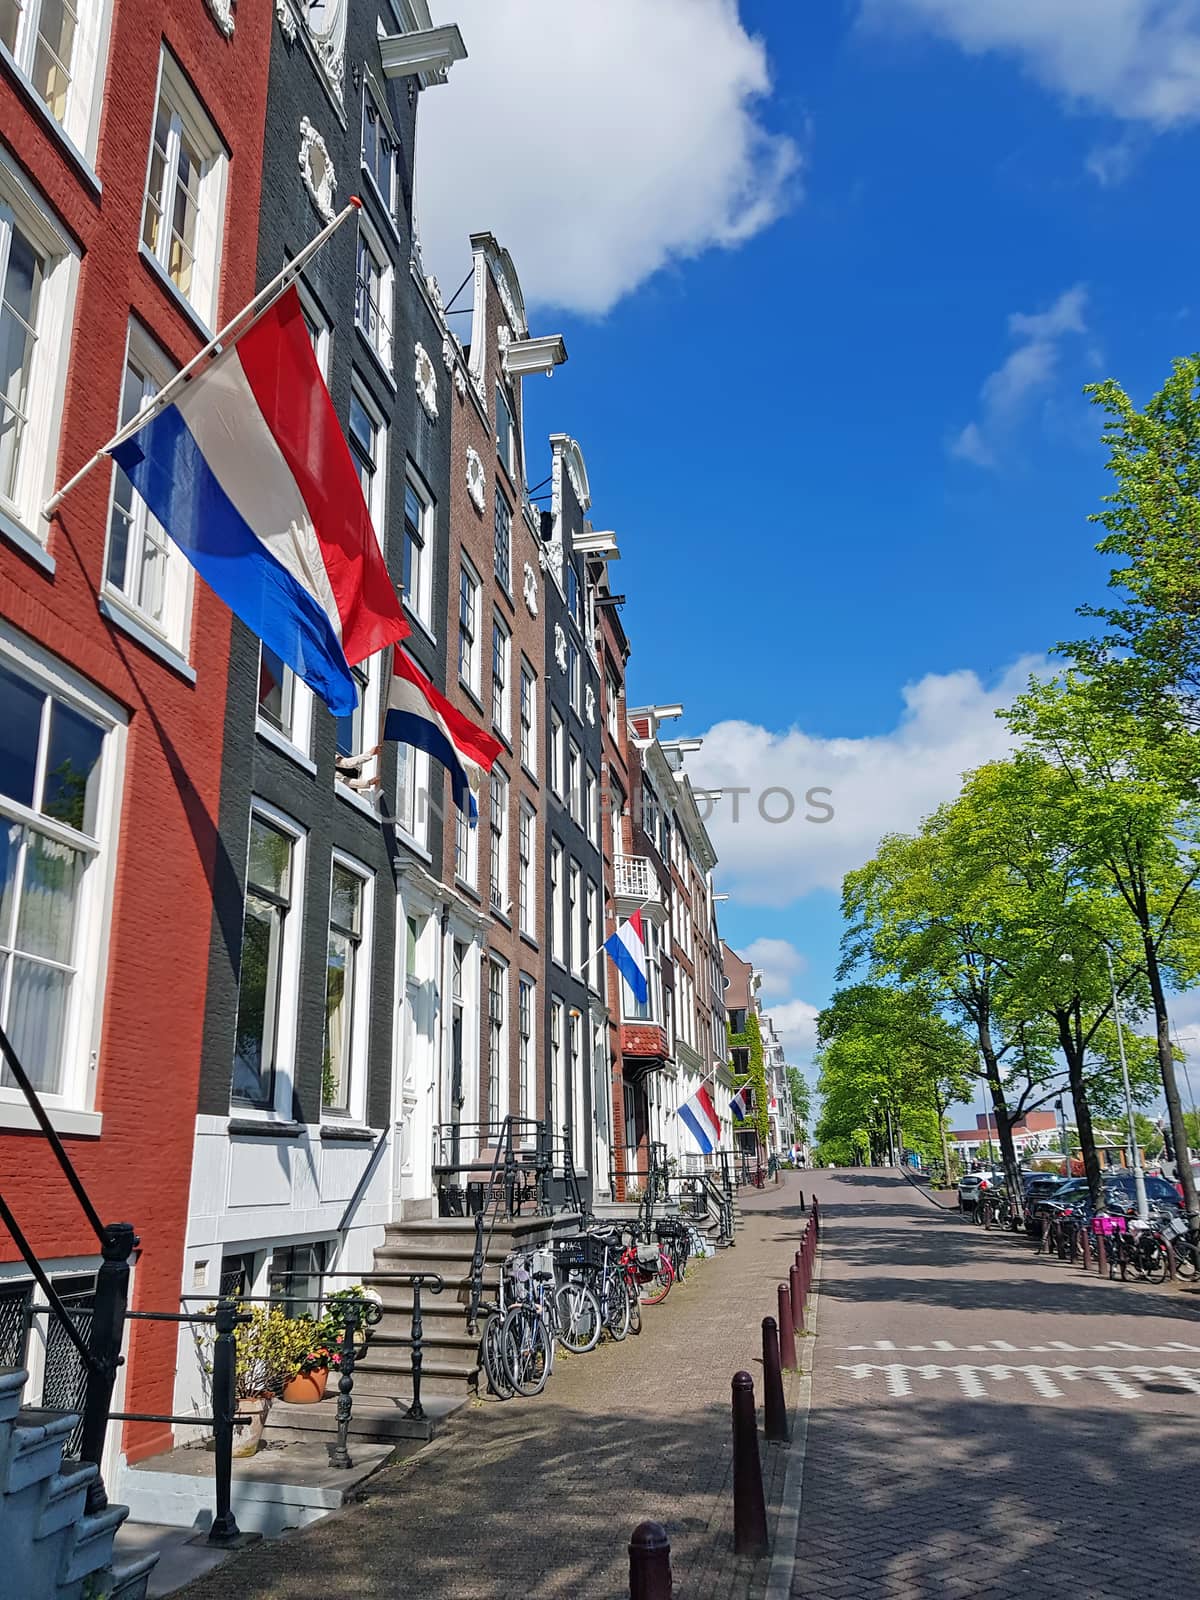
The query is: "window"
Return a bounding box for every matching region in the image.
[142,52,227,325]
[354,218,393,370]
[519,662,536,774]
[491,618,510,737]
[1,0,106,154]
[104,325,192,652]
[567,741,581,825]
[257,643,312,757]
[586,880,600,992]
[550,998,565,1144]
[518,803,536,938]
[488,769,508,914]
[585,768,599,846]
[569,1008,585,1167]
[518,975,534,1118]
[493,488,511,591]
[0,163,76,548]
[334,663,373,768]
[403,473,434,630]
[458,560,480,695]
[269,1241,329,1320]
[605,664,621,741]
[322,858,370,1116]
[487,957,506,1123]
[454,804,477,887]
[549,710,564,797]
[567,640,580,716]
[298,278,331,378]
[232,809,303,1109]
[349,383,387,547]
[567,562,580,627]
[361,85,397,214]
[568,861,581,977]
[495,384,516,478]
[395,742,430,849]
[550,839,564,965]
[610,779,625,860]
[643,783,660,854]
[0,643,123,1107]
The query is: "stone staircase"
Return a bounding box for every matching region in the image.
[0,1368,158,1600]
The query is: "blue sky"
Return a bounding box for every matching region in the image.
[420,1,1200,1103]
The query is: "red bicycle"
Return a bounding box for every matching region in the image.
[620,1235,674,1308]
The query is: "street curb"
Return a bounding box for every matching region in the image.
[764,1240,821,1600]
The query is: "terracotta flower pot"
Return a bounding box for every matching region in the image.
[232,1395,271,1458]
[281,1367,329,1405]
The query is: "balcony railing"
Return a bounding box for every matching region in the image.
[613,854,664,912]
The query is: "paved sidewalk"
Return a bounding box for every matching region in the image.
[177,1177,810,1600]
[794,1170,1200,1600]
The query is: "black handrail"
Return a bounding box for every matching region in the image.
[0,1022,106,1243]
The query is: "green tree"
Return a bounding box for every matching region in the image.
[785,1067,811,1143]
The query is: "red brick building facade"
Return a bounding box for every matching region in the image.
[0,0,271,1464]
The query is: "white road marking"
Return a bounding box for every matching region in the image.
[1047,1340,1081,1352]
[833,1361,1200,1402]
[1022,1366,1064,1398]
[1161,1366,1200,1394]
[884,1365,912,1397]
[990,1340,1019,1351]
[932,1340,956,1351]
[955,1367,987,1398]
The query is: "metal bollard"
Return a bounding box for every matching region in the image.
[1068,1223,1078,1263]
[789,1262,805,1332]
[1080,1226,1091,1271]
[1096,1232,1107,1278]
[762,1318,790,1443]
[1038,1215,1049,1255]
[731,1372,769,1558]
[629,1521,672,1600]
[777,1282,797,1370]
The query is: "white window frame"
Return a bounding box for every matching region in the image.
[360,77,397,218]
[495,382,517,479]
[141,49,228,329]
[605,665,621,741]
[567,639,580,716]
[569,860,582,979]
[585,767,599,847]
[0,150,79,559]
[517,801,536,939]
[322,850,374,1124]
[354,212,393,372]
[0,0,111,161]
[550,838,564,968]
[518,974,535,1120]
[486,954,507,1125]
[102,320,193,657]
[567,740,581,825]
[488,767,508,915]
[296,273,332,379]
[457,558,481,698]
[519,660,536,775]
[349,375,388,554]
[549,709,564,797]
[491,615,510,739]
[255,640,314,766]
[403,467,435,633]
[454,804,477,889]
[493,486,511,592]
[569,1006,586,1170]
[586,879,600,993]
[0,625,126,1124]
[550,997,566,1146]
[395,742,430,851]
[230,799,306,1119]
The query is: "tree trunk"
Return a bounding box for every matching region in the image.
[1055,1009,1104,1212]
[977,1023,1023,1206]
[934,1086,953,1184]
[1144,933,1200,1229]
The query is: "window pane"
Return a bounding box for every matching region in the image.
[5,956,69,1094]
[42,701,104,835]
[0,0,20,53]
[248,816,291,899]
[323,925,352,1110]
[0,661,44,809]
[257,645,291,733]
[15,831,83,964]
[232,893,279,1104]
[0,229,44,504]
[330,864,361,934]
[32,0,78,123]
[0,820,16,942]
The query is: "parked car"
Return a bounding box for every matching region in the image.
[1037,1172,1182,1224]
[1022,1173,1069,1233]
[957,1170,1006,1212]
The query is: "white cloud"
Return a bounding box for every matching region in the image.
[767,998,821,1057]
[684,655,1045,909]
[1085,134,1140,185]
[860,0,1200,126]
[950,285,1088,467]
[741,937,809,998]
[418,0,801,316]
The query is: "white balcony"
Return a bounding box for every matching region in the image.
[614,854,667,925]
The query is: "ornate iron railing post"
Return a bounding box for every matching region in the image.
[208,1298,244,1544]
[406,1276,427,1422]
[330,1301,363,1470]
[80,1220,136,1513]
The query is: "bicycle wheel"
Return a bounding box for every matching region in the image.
[1139,1238,1168,1285]
[481,1311,514,1400]
[555,1281,601,1353]
[1174,1237,1199,1280]
[639,1251,674,1305]
[501,1304,552,1397]
[626,1283,642,1335]
[603,1273,630,1341]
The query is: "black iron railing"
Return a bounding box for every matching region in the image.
[433,1116,548,1218]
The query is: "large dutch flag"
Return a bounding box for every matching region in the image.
[111,288,406,717]
[604,911,649,1006]
[730,1085,751,1124]
[679,1085,722,1156]
[383,648,503,823]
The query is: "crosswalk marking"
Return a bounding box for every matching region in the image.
[834,1361,1200,1401]
[841,1340,1200,1355]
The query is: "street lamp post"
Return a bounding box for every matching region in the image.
[1055,1097,1068,1179]
[1105,945,1148,1221]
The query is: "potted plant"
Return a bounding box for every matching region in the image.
[229,1306,313,1455]
[281,1342,340,1405]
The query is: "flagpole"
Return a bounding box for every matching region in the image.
[43,198,363,519]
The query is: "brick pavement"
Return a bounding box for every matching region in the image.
[793,1169,1200,1600]
[176,1177,810,1600]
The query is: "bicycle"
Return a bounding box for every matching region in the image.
[551,1235,603,1353]
[501,1249,555,1396]
[628,1221,675,1305]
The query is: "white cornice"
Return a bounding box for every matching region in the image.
[504,334,567,378]
[379,23,467,87]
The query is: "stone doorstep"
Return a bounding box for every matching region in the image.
[266,1392,464,1445]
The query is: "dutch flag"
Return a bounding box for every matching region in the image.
[679,1085,723,1156]
[604,911,649,1006]
[384,648,503,824]
[730,1085,751,1124]
[111,288,407,716]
